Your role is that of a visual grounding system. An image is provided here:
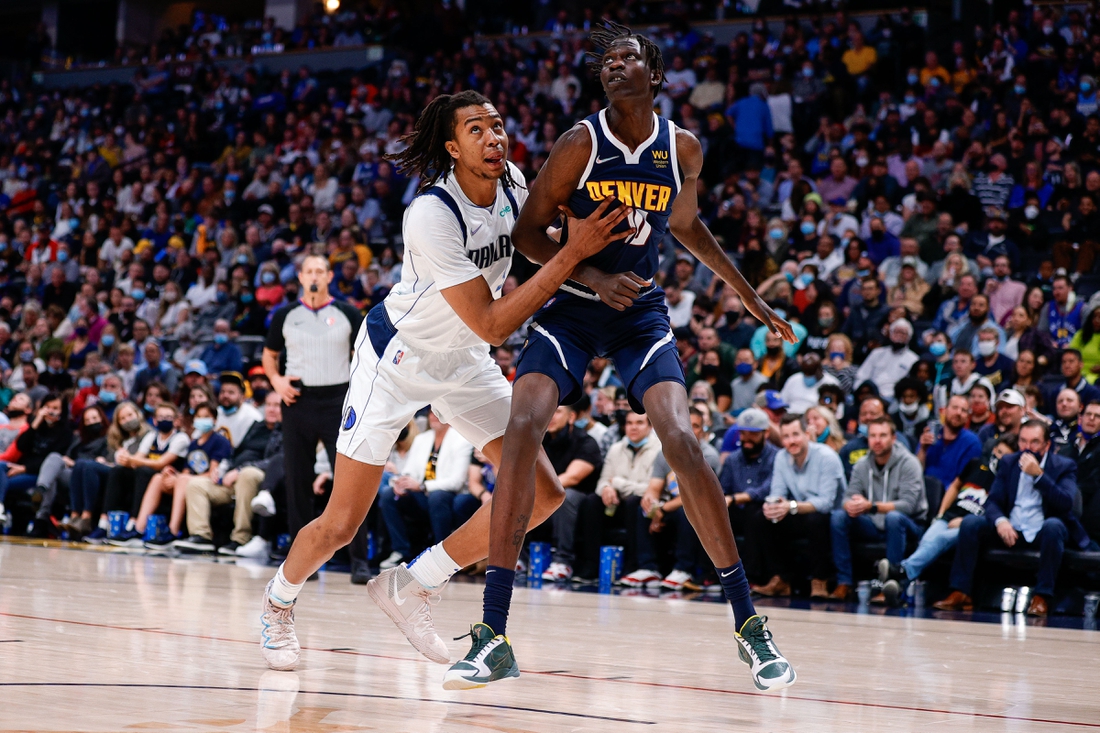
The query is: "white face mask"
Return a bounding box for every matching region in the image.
[898,401,920,416]
[978,340,997,357]
[1025,205,1040,220]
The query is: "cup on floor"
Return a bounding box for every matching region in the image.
[1084,592,1100,619]
[856,580,872,605]
[598,545,624,592]
[107,511,129,539]
[528,542,550,581]
[143,515,167,542]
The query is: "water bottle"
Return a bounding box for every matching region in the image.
[1000,587,1018,613]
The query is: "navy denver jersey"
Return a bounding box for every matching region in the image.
[561,109,682,294]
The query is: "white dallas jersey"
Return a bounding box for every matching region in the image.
[384,161,527,351]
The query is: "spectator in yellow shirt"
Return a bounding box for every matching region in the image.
[842,30,878,77]
[919,51,951,87]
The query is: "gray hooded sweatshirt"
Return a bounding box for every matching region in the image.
[845,441,928,530]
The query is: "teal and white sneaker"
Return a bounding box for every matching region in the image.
[442,623,520,690]
[734,615,796,692]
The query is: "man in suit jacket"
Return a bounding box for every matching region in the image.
[934,420,1089,616]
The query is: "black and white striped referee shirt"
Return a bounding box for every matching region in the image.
[265,298,364,387]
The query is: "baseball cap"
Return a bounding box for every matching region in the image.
[736,408,770,431]
[901,256,919,268]
[258,204,275,216]
[755,390,789,411]
[185,359,207,376]
[675,251,695,264]
[995,389,1026,408]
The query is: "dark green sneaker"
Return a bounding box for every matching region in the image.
[442,623,520,690]
[734,615,796,692]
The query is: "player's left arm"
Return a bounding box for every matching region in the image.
[667,129,796,343]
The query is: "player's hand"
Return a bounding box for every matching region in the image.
[748,297,797,344]
[273,374,301,405]
[997,520,1018,548]
[588,270,649,310]
[559,197,635,261]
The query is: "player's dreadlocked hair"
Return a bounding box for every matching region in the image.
[385,90,520,194]
[587,20,665,96]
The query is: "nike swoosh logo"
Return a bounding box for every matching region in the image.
[595,155,618,164]
[471,223,483,236]
[393,576,407,606]
[721,568,741,578]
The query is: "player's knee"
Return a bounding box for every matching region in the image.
[660,427,703,471]
[506,409,547,444]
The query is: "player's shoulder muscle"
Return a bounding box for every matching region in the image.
[672,125,703,177]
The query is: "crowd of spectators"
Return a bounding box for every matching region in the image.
[0,3,1099,614]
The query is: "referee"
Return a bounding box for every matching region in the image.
[263,254,368,579]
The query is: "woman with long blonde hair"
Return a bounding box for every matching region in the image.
[804,405,845,452]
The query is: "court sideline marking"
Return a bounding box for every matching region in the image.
[1,610,1097,729]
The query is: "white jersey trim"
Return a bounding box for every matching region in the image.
[599,108,661,165]
[668,120,682,194]
[576,119,598,190]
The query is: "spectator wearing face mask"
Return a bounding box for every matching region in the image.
[200,320,244,375]
[949,294,1005,357]
[854,319,919,400]
[889,377,931,446]
[779,352,839,414]
[0,393,72,537]
[972,328,1015,389]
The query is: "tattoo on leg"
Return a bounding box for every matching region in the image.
[511,514,529,549]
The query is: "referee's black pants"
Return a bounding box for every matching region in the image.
[282,384,369,564]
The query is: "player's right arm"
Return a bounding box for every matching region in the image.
[415,196,632,346]
[511,126,649,311]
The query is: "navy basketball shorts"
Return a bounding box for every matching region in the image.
[513,287,686,413]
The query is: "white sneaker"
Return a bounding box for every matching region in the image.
[261,579,301,671]
[367,564,449,664]
[661,569,693,590]
[379,550,403,570]
[252,490,276,517]
[735,615,796,692]
[619,569,661,588]
[237,535,271,559]
[541,562,572,582]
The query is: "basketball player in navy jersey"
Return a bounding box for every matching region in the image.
[445,23,798,692]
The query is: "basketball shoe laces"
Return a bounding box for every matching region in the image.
[262,603,295,649]
[410,589,442,638]
[742,617,778,663]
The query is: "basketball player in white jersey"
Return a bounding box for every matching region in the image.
[259,90,637,670]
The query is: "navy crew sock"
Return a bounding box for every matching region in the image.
[717,561,756,631]
[481,565,516,636]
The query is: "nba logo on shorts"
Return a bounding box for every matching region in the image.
[393,350,404,365]
[342,407,357,431]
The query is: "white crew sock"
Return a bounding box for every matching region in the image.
[407,543,461,589]
[269,564,305,608]
[125,518,136,532]
[98,516,109,530]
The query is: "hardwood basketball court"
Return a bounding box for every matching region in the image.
[1,540,1096,731]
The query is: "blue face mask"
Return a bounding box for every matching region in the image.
[907,73,919,85]
[98,389,117,403]
[101,334,115,348]
[799,273,814,286]
[193,417,215,434]
[241,293,254,304]
[929,77,941,88]
[213,333,229,345]
[804,375,818,387]
[216,291,229,304]
[1015,84,1026,95]
[904,95,916,105]
[77,377,93,389]
[858,424,869,437]
[736,362,754,377]
[929,342,947,357]
[131,289,145,301]
[237,254,249,265]
[1083,82,1093,93]
[94,374,106,387]
[261,272,276,285]
[769,227,785,240]
[802,67,814,78]
[57,251,68,262]
[222,405,238,416]
[627,437,649,450]
[828,351,845,361]
[19,350,33,363]
[574,417,589,430]
[800,221,816,236]
[816,426,831,443]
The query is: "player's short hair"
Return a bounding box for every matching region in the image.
[588,20,666,96]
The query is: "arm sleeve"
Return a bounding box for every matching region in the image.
[1037,459,1077,514]
[404,198,483,291]
[335,301,365,349]
[892,455,926,516]
[264,305,291,353]
[809,452,846,513]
